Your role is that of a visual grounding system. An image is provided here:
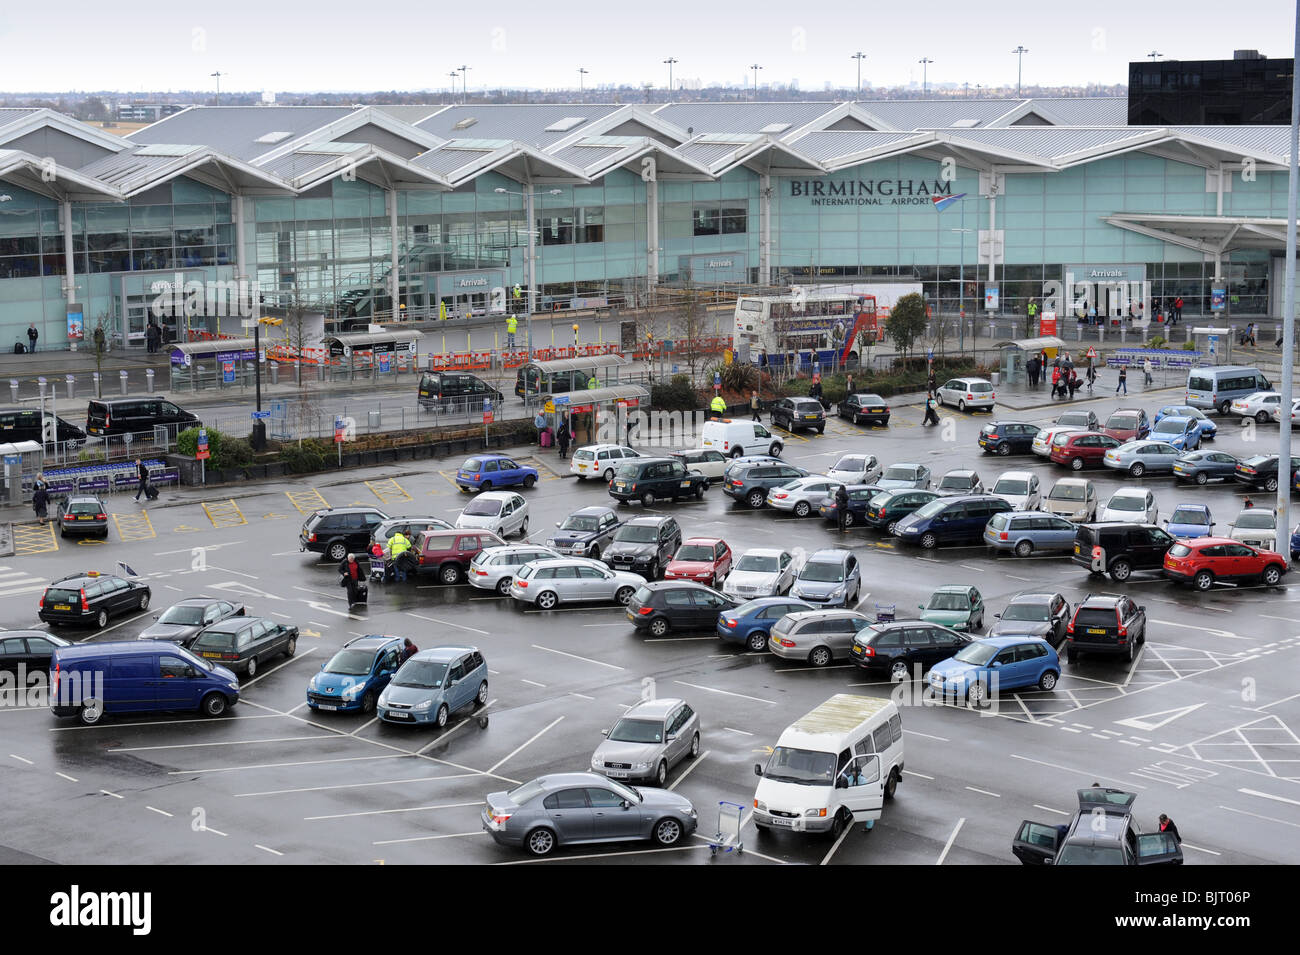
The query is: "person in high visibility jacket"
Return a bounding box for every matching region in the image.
[438,300,447,321]
[710,393,726,418]
[587,376,599,389]
[388,531,412,582]
[506,314,517,349]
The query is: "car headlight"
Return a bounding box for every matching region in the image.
[342,683,366,699]
[804,808,826,818]
[308,675,319,690]
[226,681,239,691]
[572,542,585,554]
[903,526,920,534]
[413,700,433,711]
[378,690,389,705]
[754,800,768,812]
[545,539,558,548]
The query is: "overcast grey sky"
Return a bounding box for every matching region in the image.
[0,0,1292,94]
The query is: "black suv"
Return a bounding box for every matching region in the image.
[546,505,623,558]
[1233,454,1300,493]
[608,457,708,506]
[39,572,152,629]
[1013,788,1182,866]
[602,516,682,580]
[977,421,1040,455]
[626,581,738,637]
[1071,522,1174,582]
[723,461,809,509]
[1065,594,1147,663]
[850,620,971,679]
[837,393,890,427]
[771,396,826,434]
[300,507,390,562]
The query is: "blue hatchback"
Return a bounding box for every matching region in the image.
[455,454,539,493]
[927,636,1060,704]
[1154,405,1217,441]
[717,596,813,652]
[1166,503,1214,540]
[307,635,405,713]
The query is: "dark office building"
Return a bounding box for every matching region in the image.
[1128,50,1293,125]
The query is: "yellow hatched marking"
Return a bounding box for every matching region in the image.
[77,539,106,546]
[517,455,562,480]
[202,499,247,529]
[113,510,156,542]
[365,479,412,505]
[438,470,464,491]
[12,522,58,555]
[286,488,329,513]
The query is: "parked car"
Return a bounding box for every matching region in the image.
[1155,404,1218,441]
[838,393,891,426]
[1230,391,1282,424]
[591,698,701,786]
[0,631,71,675]
[989,471,1041,511]
[1228,508,1279,550]
[602,515,682,580]
[894,495,1014,550]
[85,396,198,437]
[481,772,698,857]
[767,475,842,517]
[417,371,502,411]
[1148,415,1201,452]
[988,591,1071,645]
[136,597,246,648]
[716,596,813,651]
[978,421,1040,456]
[701,419,784,458]
[1044,478,1098,523]
[1071,523,1175,582]
[825,453,880,486]
[0,406,85,445]
[371,517,452,550]
[1165,538,1287,591]
[571,444,641,482]
[1013,788,1183,866]
[770,396,827,434]
[723,460,810,509]
[545,505,622,558]
[1271,397,1300,425]
[626,581,738,637]
[1055,410,1099,432]
[936,377,995,412]
[876,462,932,491]
[984,511,1079,557]
[455,490,529,538]
[1234,454,1300,493]
[1165,504,1215,540]
[862,488,940,534]
[510,558,644,609]
[1050,431,1122,470]
[818,484,888,527]
[377,646,488,727]
[927,636,1061,702]
[936,469,984,497]
[849,619,971,679]
[769,609,872,667]
[468,544,561,595]
[918,585,985,632]
[667,448,728,484]
[721,548,797,601]
[300,506,389,562]
[411,529,508,584]
[1102,440,1182,478]
[1101,408,1151,443]
[608,456,708,506]
[1292,522,1300,562]
[1099,488,1158,525]
[1172,449,1239,485]
[1065,594,1147,663]
[306,635,404,713]
[722,454,783,480]
[455,454,539,492]
[38,571,151,629]
[664,538,733,588]
[1032,425,1081,457]
[789,549,862,608]
[189,616,297,677]
[55,494,109,539]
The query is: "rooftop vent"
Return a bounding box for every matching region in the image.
[134,144,202,157]
[453,117,478,130]
[544,116,587,132]
[759,122,791,133]
[950,119,979,128]
[254,131,293,144]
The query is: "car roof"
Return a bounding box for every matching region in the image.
[805,548,851,562]
[578,444,628,452]
[168,597,225,606]
[680,537,724,546]
[642,580,714,592]
[1008,591,1060,602]
[571,505,616,517]
[784,609,865,624]
[973,635,1050,649]
[622,698,683,719]
[932,584,974,593]
[1079,594,1126,607]
[883,461,923,470]
[64,494,104,503]
[468,453,512,460]
[942,468,978,477]
[48,572,126,586]
[411,646,476,663]
[527,772,608,791]
[1182,536,1256,547]
[1052,477,1092,486]
[624,515,673,527]
[1108,487,1151,497]
[342,635,403,651]
[740,548,789,558]
[313,506,382,515]
[54,640,181,660]
[996,470,1035,479]
[472,490,520,501]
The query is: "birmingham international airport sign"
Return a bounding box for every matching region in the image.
[787,178,954,206]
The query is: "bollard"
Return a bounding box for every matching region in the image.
[1076,324,1083,342]
[145,369,155,393]
[119,369,129,395]
[8,380,16,403]
[1119,326,1127,345]
[65,375,75,399]
[270,363,279,385]
[987,321,996,339]
[317,362,326,382]
[1098,325,1105,344]
[1185,324,1192,345]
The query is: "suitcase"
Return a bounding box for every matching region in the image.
[144,484,159,501]
[540,429,552,448]
[351,582,368,606]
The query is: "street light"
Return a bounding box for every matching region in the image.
[749,63,763,100]
[1011,46,1029,96]
[251,316,281,451]
[448,71,459,103]
[578,67,589,91]
[1147,50,1163,60]
[210,71,223,106]
[949,197,974,352]
[663,57,678,93]
[918,58,933,95]
[494,186,563,356]
[851,52,866,98]
[457,64,471,103]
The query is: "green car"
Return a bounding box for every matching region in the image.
[918,585,984,632]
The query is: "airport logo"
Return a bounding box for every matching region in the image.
[931,192,967,212]
[49,885,152,936]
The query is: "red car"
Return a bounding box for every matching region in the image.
[1163,537,1287,591]
[1101,408,1151,443]
[664,537,733,588]
[1049,431,1122,471]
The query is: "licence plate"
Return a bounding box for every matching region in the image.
[386,711,412,720]
[201,652,221,658]
[605,770,628,778]
[317,703,338,711]
[680,480,690,488]
[850,646,863,657]
[1073,544,1081,553]
[1087,628,1107,635]
[771,817,793,827]
[805,414,817,420]
[54,604,71,611]
[615,482,626,489]
[79,516,93,520]
[869,408,884,413]
[578,464,589,471]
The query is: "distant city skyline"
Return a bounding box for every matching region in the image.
[0,0,1291,95]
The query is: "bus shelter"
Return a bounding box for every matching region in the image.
[515,354,631,401]
[321,330,424,382]
[0,440,43,505]
[993,336,1065,386]
[543,384,651,447]
[168,339,260,392]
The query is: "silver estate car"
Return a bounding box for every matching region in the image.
[769,609,872,667]
[481,772,698,857]
[789,549,862,607]
[468,544,561,595]
[591,698,701,786]
[509,557,645,609]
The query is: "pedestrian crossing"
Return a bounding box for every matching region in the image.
[0,564,52,599]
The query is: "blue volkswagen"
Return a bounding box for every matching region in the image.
[1147,415,1200,452]
[927,636,1060,704]
[716,596,813,652]
[455,454,539,493]
[307,635,405,714]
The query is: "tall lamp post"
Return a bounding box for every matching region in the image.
[1274,2,1300,530]
[578,67,589,91]
[210,71,224,106]
[251,315,281,451]
[1011,46,1029,96]
[851,52,866,98]
[749,63,763,100]
[663,57,678,94]
[457,65,471,103]
[950,197,974,352]
[495,186,563,356]
[918,58,933,94]
[448,71,459,103]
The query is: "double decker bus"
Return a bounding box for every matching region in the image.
[733,293,880,368]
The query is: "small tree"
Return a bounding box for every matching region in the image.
[885,292,928,364]
[677,284,709,378]
[91,310,111,396]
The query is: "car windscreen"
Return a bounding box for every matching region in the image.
[1236,512,1275,528]
[675,544,714,561]
[392,660,447,689]
[939,475,974,489]
[912,498,949,520]
[615,524,658,543]
[1002,602,1050,622]
[882,466,918,481]
[1170,508,1207,525]
[1108,495,1145,510]
[324,649,375,675]
[158,605,206,626]
[735,554,778,573]
[1152,419,1184,434]
[67,501,102,515]
[560,515,600,532]
[608,718,663,744]
[763,746,836,786]
[832,456,868,471]
[993,479,1028,495]
[799,561,844,583]
[462,498,502,516]
[952,642,998,665]
[1049,483,1086,501]
[927,593,971,611]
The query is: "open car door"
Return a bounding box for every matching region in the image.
[1136,831,1184,865]
[839,754,884,823]
[1012,820,1064,865]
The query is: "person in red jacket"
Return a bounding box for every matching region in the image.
[338,554,363,606]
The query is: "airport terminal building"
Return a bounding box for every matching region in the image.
[0,98,1292,350]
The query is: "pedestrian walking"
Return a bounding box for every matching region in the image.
[927,370,937,393]
[1142,358,1153,387]
[133,457,149,501]
[93,325,105,355]
[1174,296,1183,322]
[1086,361,1097,391]
[32,484,49,525]
[1246,322,1257,347]
[399,638,419,665]
[26,323,38,354]
[750,390,761,421]
[338,553,364,606]
[1067,369,1080,399]
[1051,364,1062,399]
[834,483,849,533]
[1026,356,1038,389]
[1243,496,1254,509]
[922,391,940,426]
[1116,365,1128,395]
[557,416,571,459]
[845,372,854,396]
[1158,814,1181,842]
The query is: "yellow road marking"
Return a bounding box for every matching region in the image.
[262,511,291,520]
[302,628,322,638]
[77,539,106,546]
[202,499,247,529]
[12,521,57,555]
[365,478,412,505]
[172,524,203,533]
[113,510,156,542]
[438,470,463,491]
[286,488,329,514]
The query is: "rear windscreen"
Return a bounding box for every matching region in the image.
[1073,608,1117,627]
[191,631,237,651]
[44,588,80,604]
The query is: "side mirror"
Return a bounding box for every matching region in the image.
[917,604,925,610]
[555,522,561,528]
[666,733,677,743]
[994,613,1002,619]
[754,763,763,777]
[621,800,632,809]
[835,776,848,789]
[600,728,609,737]
[1139,606,1147,613]
[991,660,1003,668]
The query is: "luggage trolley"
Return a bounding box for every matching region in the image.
[707,801,745,857]
[873,602,896,624]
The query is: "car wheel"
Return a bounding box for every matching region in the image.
[95,609,109,629]
[655,760,668,787]
[79,699,103,725]
[526,827,557,857]
[1038,670,1058,691]
[284,636,296,658]
[809,646,833,667]
[886,521,899,536]
[435,703,449,728]
[246,656,258,678]
[1195,471,1209,486]
[998,443,1011,456]
[1127,639,1137,663]
[201,692,227,718]
[843,512,856,528]
[830,807,850,838]
[919,532,938,550]
[747,489,766,508]
[1264,564,1284,586]
[587,546,600,560]
[327,542,347,562]
[496,576,513,595]
[1193,569,1215,592]
[1218,400,1231,414]
[730,447,743,459]
[958,400,967,412]
[523,474,536,489]
[968,680,988,705]
[648,561,659,580]
[615,586,635,606]
[138,592,150,611]
[477,681,489,706]
[769,442,782,457]
[794,501,811,518]
[653,817,683,846]
[1070,457,1084,471]
[536,590,558,610]
[1109,559,1132,582]
[648,617,670,637]
[1014,539,1033,558]
[1257,410,1271,424]
[440,564,463,585]
[641,491,656,506]
[479,481,492,492]
[360,690,377,714]
[884,769,899,800]
[1130,463,1145,478]
[1265,476,1279,493]
[693,482,706,501]
[690,732,701,758]
[747,630,768,652]
[890,660,910,682]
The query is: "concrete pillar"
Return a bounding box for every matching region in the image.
[234,195,247,282]
[8,380,17,402]
[646,173,659,291]
[759,172,771,286]
[388,188,400,317]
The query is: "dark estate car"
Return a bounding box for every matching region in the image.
[56,495,109,539]
[608,457,709,506]
[412,529,509,584]
[38,571,152,629]
[626,581,738,637]
[1233,454,1300,493]
[837,393,891,426]
[723,461,810,509]
[770,396,827,434]
[0,631,71,675]
[1071,522,1175,582]
[849,619,971,679]
[300,507,390,562]
[190,616,298,677]
[977,421,1040,456]
[1013,788,1182,866]
[1065,594,1147,664]
[603,516,682,580]
[136,597,247,648]
[862,489,940,534]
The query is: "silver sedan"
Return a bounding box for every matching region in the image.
[766,476,842,517]
[722,547,796,600]
[1102,440,1181,478]
[590,697,701,786]
[509,557,645,609]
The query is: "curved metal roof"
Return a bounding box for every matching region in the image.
[522,354,630,373]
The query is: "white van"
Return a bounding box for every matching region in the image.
[701,419,784,459]
[752,694,903,836]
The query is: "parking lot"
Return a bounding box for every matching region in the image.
[4,380,1300,866]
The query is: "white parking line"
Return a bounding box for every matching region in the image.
[1239,788,1300,808]
[773,663,854,672]
[169,753,406,775]
[235,771,483,798]
[145,806,173,817]
[75,612,151,643]
[531,644,624,670]
[667,751,709,792]
[521,679,547,688]
[723,727,753,736]
[305,800,482,821]
[904,729,950,742]
[406,612,489,636]
[239,648,318,689]
[497,843,708,865]
[9,754,33,765]
[965,786,1000,798]
[110,734,334,752]
[55,772,78,782]
[674,680,776,705]
[350,716,380,736]
[255,844,284,856]
[1010,753,1146,789]
[374,830,487,846]
[569,693,594,701]
[903,769,934,780]
[1033,804,1069,816]
[487,717,564,774]
[936,818,965,865]
[820,822,854,866]
[1219,804,1300,829]
[100,790,122,799]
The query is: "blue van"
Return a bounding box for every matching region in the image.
[894,494,1014,550]
[1185,366,1271,414]
[50,641,240,725]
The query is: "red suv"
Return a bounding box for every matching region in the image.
[664,538,733,588]
[1050,431,1121,471]
[413,529,507,584]
[1164,537,1287,591]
